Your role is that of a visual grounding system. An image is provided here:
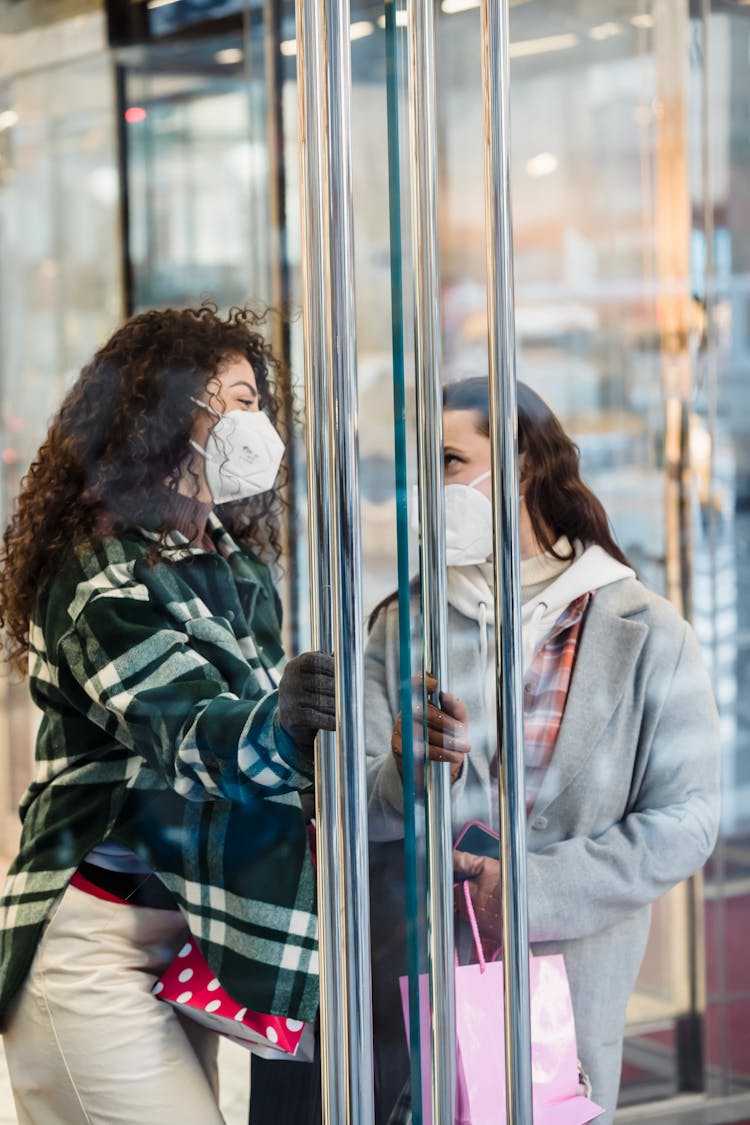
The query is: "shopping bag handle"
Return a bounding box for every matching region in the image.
[462,880,487,974]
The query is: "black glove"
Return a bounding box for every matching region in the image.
[278,651,336,749]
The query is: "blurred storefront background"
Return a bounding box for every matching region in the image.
[1,0,749,1119]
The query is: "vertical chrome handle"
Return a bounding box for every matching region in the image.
[406,1,457,1121]
[296,2,345,1121]
[480,0,534,1120]
[296,1,375,1121]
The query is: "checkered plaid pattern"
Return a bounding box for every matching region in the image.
[0,515,319,1027]
[523,593,591,811]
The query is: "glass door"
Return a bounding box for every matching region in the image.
[2,0,748,1120]
[116,0,744,1119]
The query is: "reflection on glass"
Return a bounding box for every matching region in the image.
[0,52,122,860]
[124,34,270,313]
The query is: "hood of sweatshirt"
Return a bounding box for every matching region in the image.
[446,538,635,676]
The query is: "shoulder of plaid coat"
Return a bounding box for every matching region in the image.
[0,518,319,1028]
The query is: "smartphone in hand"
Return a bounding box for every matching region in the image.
[453,819,500,880]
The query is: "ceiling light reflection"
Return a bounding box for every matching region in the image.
[441,0,479,12]
[509,33,579,59]
[525,152,558,178]
[215,48,243,65]
[588,22,623,40]
[442,0,532,8]
[350,20,375,40]
[281,19,374,54]
[377,9,408,28]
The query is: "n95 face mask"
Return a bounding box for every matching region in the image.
[445,471,494,565]
[191,402,285,504]
[411,471,494,567]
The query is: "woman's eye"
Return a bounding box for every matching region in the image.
[239,398,257,408]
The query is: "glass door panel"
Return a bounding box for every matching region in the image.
[123,33,270,313]
[119,0,731,1117]
[0,51,122,861]
[433,0,705,1107]
[1,0,747,1120]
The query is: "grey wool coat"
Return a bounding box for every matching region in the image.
[365,576,721,1123]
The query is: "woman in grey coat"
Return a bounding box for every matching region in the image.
[365,379,721,1124]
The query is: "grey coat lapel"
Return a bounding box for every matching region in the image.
[528,580,649,822]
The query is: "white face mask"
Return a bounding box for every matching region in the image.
[191,400,285,504]
[411,471,494,567]
[445,470,493,566]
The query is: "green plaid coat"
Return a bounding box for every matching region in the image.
[0,515,319,1026]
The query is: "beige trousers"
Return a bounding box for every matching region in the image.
[3,883,225,1124]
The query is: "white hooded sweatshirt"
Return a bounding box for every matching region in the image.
[445,536,635,734]
[365,536,636,837]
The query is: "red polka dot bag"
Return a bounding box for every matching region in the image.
[153,936,315,1061]
[154,823,318,1060]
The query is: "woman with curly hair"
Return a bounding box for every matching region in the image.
[0,304,333,1122]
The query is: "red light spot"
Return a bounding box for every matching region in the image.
[125,107,147,125]
[2,449,19,465]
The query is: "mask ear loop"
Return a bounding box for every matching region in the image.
[189,395,221,419]
[468,469,492,490]
[189,397,222,461]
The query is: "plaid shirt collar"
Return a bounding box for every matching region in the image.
[522,592,593,813]
[135,510,241,561]
[539,592,591,646]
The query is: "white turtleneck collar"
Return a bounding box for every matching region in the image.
[446,537,635,673]
[446,535,575,624]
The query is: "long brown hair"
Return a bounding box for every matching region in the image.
[0,302,291,673]
[369,377,631,630]
[443,377,631,567]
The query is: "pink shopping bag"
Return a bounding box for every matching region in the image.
[154,937,314,1061]
[399,885,604,1124]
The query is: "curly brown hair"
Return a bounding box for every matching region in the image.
[0,302,292,673]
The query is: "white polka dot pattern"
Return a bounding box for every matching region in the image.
[151,932,310,1056]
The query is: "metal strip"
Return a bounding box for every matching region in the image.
[263,0,301,656]
[406,2,456,1121]
[323,0,375,1115]
[383,3,424,1120]
[479,0,534,1120]
[296,0,375,1120]
[616,1092,750,1125]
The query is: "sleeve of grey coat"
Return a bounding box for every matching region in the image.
[364,607,410,841]
[526,620,721,942]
